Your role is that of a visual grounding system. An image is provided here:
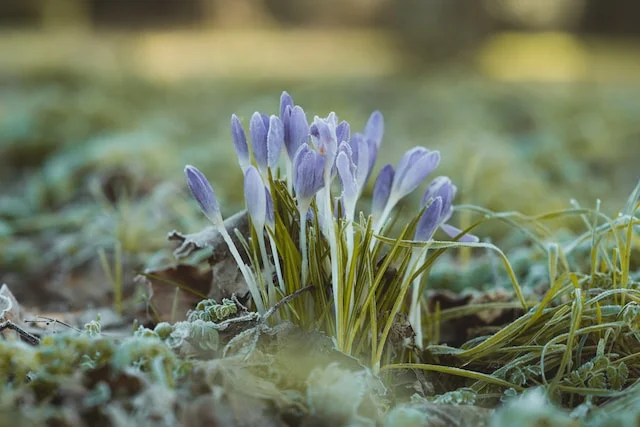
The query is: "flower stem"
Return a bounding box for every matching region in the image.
[218,225,265,314]
[268,231,285,294]
[299,207,309,288]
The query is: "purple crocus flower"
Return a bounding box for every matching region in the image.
[267,115,284,169]
[422,176,456,222]
[371,164,395,220]
[184,165,223,226]
[265,188,275,229]
[336,149,357,205]
[364,110,384,149]
[391,147,440,203]
[250,112,269,171]
[244,166,267,231]
[280,91,294,120]
[310,113,338,163]
[293,143,326,208]
[414,196,443,241]
[231,114,250,170]
[422,176,478,243]
[284,105,310,161]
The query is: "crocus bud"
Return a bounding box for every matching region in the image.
[422,176,456,222]
[285,105,309,161]
[280,91,294,120]
[310,114,338,160]
[293,144,326,207]
[372,164,395,219]
[364,110,384,149]
[184,165,222,226]
[231,114,250,170]
[244,166,267,232]
[336,149,357,203]
[250,112,269,171]
[267,115,284,169]
[414,197,443,241]
[392,147,440,203]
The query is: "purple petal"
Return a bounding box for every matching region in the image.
[414,197,443,241]
[265,188,275,228]
[336,150,357,202]
[441,223,479,243]
[349,133,364,166]
[336,120,351,145]
[244,166,267,229]
[267,115,284,168]
[286,105,309,160]
[353,135,369,191]
[231,114,249,167]
[366,139,379,185]
[422,176,456,222]
[279,91,294,120]
[184,165,221,224]
[250,112,268,169]
[393,148,440,201]
[372,164,394,218]
[364,110,384,148]
[293,144,326,201]
[260,113,270,130]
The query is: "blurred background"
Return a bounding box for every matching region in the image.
[1,0,640,311]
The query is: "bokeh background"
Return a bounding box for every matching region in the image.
[1,0,640,310]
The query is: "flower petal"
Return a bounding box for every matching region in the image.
[244,166,267,230]
[184,165,222,225]
[440,223,479,243]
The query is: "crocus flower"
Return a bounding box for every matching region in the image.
[280,91,294,120]
[184,165,222,226]
[364,110,384,149]
[422,176,478,243]
[371,164,394,220]
[293,144,326,210]
[250,112,269,171]
[391,147,441,204]
[231,114,250,170]
[244,166,267,232]
[267,115,284,169]
[265,188,275,229]
[284,105,310,161]
[336,149,357,209]
[414,196,443,241]
[310,113,338,164]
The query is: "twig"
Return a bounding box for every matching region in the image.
[0,321,40,346]
[263,285,314,321]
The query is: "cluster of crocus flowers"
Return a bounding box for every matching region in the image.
[184,91,477,352]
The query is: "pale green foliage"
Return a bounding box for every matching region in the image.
[490,388,575,427]
[384,405,429,427]
[187,298,237,322]
[306,363,385,426]
[433,387,477,405]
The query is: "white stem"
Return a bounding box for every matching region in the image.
[344,208,356,318]
[257,231,275,305]
[371,196,397,251]
[268,232,285,293]
[324,171,342,343]
[286,159,293,194]
[218,226,266,314]
[408,248,428,349]
[299,207,309,287]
